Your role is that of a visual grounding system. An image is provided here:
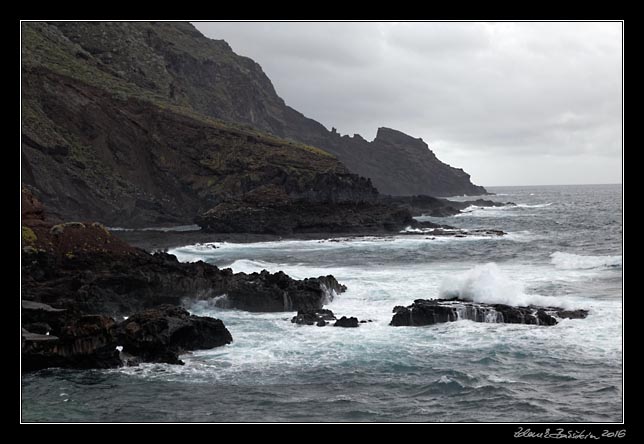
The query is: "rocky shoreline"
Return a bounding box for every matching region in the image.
[22,188,585,373]
[21,188,346,371]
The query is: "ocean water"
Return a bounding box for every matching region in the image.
[21,184,623,422]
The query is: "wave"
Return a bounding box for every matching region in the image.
[225,258,282,274]
[439,263,570,308]
[515,203,553,208]
[460,202,552,212]
[399,226,460,234]
[550,252,622,270]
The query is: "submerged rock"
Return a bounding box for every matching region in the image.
[390,299,588,327]
[334,316,359,328]
[291,308,337,325]
[292,310,364,327]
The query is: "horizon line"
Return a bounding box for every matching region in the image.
[482,182,622,188]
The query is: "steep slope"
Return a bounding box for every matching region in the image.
[21,22,380,228]
[48,21,486,197]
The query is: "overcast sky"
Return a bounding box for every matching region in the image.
[193,22,622,187]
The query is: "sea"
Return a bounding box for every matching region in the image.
[21,184,623,423]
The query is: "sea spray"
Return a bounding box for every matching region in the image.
[439,263,568,308]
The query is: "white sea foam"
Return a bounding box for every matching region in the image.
[457,202,552,218]
[224,258,282,274]
[399,226,460,234]
[439,263,569,308]
[515,203,553,208]
[169,232,518,264]
[550,252,622,270]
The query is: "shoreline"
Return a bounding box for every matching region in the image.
[113,229,411,252]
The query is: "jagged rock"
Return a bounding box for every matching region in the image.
[22,315,121,371]
[22,248,347,316]
[390,299,586,327]
[21,305,235,370]
[334,316,359,328]
[222,271,346,312]
[116,305,232,365]
[291,308,336,325]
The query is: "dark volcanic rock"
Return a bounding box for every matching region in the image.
[22,305,234,370]
[292,310,366,327]
[196,200,417,234]
[222,271,346,312]
[383,195,516,217]
[291,308,337,326]
[22,315,121,371]
[390,299,584,327]
[117,305,232,365]
[23,248,347,316]
[391,300,458,326]
[334,316,359,328]
[21,188,348,324]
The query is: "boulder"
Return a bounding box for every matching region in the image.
[116,305,232,365]
[291,308,336,325]
[334,316,359,328]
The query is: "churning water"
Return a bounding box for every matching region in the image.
[22,184,623,422]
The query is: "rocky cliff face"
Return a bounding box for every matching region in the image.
[27,21,486,202]
[22,22,380,228]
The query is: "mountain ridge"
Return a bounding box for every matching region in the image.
[21,21,485,231]
[49,21,486,197]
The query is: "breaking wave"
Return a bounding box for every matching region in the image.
[439,263,568,308]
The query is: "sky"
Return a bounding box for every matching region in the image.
[193,22,622,187]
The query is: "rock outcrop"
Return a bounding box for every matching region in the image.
[383,195,515,217]
[21,303,234,371]
[390,299,588,327]
[333,316,360,328]
[196,200,418,234]
[291,308,337,326]
[22,315,122,371]
[117,305,233,365]
[21,188,348,316]
[290,309,365,327]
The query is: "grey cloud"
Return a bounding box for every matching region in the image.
[193,21,622,186]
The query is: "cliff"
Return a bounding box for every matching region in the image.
[21,22,380,228]
[30,21,486,201]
